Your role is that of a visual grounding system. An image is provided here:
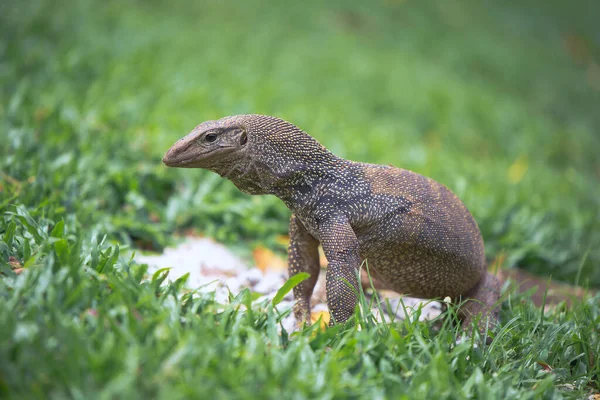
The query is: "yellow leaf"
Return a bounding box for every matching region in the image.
[508,155,528,184]
[253,246,287,272]
[490,251,507,272]
[310,311,330,331]
[275,235,290,247]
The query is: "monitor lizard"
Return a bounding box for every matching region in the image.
[163,114,501,332]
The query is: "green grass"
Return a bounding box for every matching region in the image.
[1,0,599,397]
[1,212,598,398]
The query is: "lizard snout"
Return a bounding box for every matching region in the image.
[162,147,178,166]
[162,136,196,167]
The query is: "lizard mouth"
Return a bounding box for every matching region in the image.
[162,146,238,168]
[162,154,198,167]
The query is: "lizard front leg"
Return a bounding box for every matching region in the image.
[288,214,320,325]
[319,217,362,324]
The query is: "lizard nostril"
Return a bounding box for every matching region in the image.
[240,132,247,145]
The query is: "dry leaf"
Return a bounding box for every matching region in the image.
[275,235,289,247]
[86,309,98,317]
[177,228,205,238]
[8,256,22,269]
[34,107,49,121]
[310,311,330,331]
[536,361,553,372]
[508,155,528,184]
[253,246,287,272]
[149,212,161,223]
[201,265,238,278]
[490,251,506,272]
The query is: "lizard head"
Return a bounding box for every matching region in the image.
[162,117,249,169]
[163,114,336,196]
[163,115,271,194]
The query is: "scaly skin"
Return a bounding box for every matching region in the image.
[163,114,500,330]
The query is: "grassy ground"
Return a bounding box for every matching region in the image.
[1,0,599,398]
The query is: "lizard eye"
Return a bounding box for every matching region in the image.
[240,132,247,145]
[205,133,217,143]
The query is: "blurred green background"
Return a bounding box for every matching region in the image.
[1,0,599,286]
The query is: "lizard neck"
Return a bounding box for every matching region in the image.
[224,150,344,200]
[214,114,344,198]
[271,157,353,215]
